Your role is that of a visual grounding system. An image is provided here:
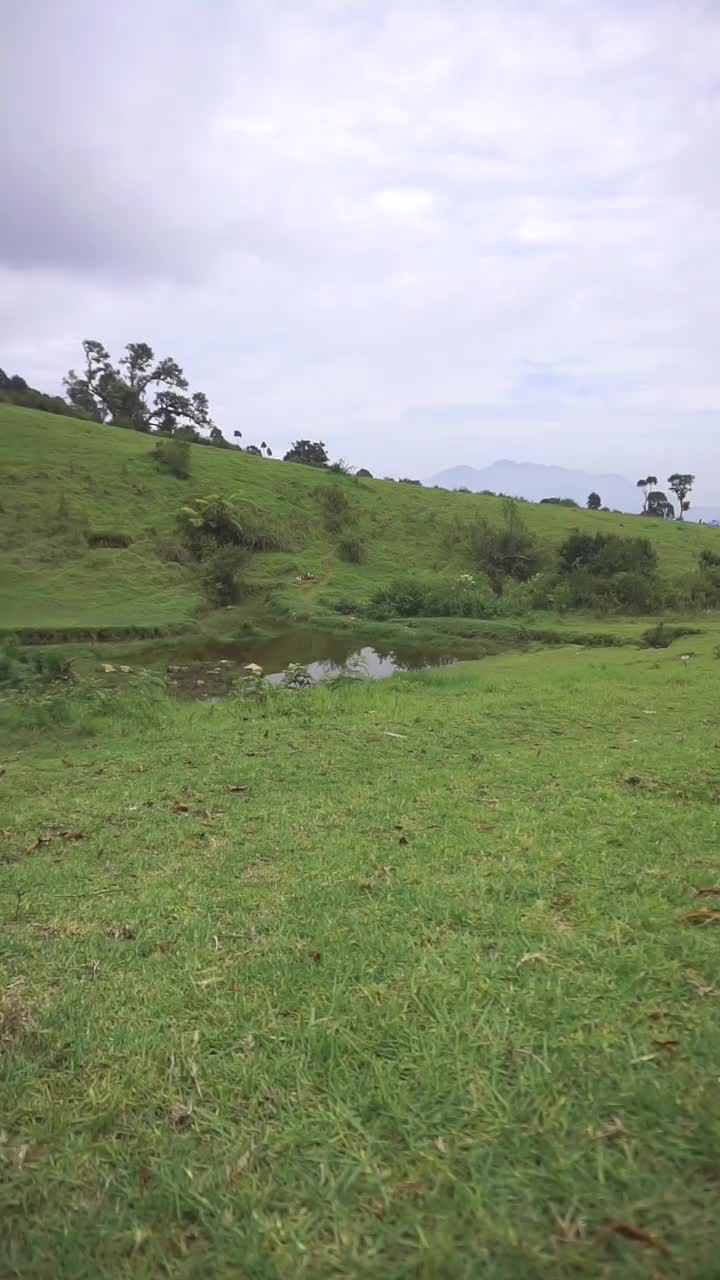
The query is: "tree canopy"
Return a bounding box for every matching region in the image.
[64,340,215,438]
[636,476,658,512]
[667,473,694,520]
[643,490,675,519]
[587,491,601,510]
[283,440,329,466]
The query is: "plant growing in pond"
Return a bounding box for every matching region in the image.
[232,663,272,702]
[282,662,314,689]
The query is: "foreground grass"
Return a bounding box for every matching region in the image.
[2,639,720,1277]
[3,403,719,631]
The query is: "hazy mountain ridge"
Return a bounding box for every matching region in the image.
[427,460,644,513]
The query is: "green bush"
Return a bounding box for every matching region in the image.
[338,538,366,564]
[563,567,664,613]
[0,638,75,688]
[641,623,702,648]
[201,547,251,607]
[87,531,132,548]
[152,437,191,478]
[556,531,663,613]
[559,531,657,577]
[368,573,500,620]
[464,500,543,587]
[319,484,351,533]
[178,494,276,558]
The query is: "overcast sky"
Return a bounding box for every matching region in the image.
[3,0,720,493]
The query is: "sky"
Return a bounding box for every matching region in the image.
[3,0,720,495]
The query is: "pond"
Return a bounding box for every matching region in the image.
[128,629,457,698]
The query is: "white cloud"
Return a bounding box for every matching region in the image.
[3,0,720,496]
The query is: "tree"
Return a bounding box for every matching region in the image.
[667,473,694,520]
[64,339,215,438]
[356,468,373,478]
[587,491,601,510]
[643,490,674,520]
[636,475,658,512]
[283,440,328,466]
[540,496,578,508]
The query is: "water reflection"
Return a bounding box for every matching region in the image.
[128,629,457,698]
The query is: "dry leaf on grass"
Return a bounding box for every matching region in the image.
[23,836,53,855]
[15,1143,49,1167]
[23,831,85,856]
[172,803,191,814]
[593,1117,627,1142]
[680,908,720,925]
[169,1101,193,1131]
[106,925,134,941]
[601,1220,668,1257]
[0,991,29,1045]
[227,785,248,793]
[687,973,715,996]
[653,1039,679,1055]
[694,886,720,897]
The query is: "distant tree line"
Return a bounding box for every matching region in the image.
[0,368,94,419]
[2,345,700,511]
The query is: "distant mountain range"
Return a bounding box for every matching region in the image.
[427,460,643,513]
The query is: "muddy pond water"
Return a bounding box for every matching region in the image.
[129,629,457,698]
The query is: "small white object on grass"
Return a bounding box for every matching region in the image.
[680,655,690,662]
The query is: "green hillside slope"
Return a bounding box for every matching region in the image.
[0,404,716,631]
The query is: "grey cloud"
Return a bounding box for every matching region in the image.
[3,0,720,493]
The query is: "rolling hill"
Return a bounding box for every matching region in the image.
[1,404,717,632]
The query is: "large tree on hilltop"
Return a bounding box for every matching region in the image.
[636,475,658,512]
[64,339,215,437]
[283,439,328,466]
[643,490,675,519]
[667,473,694,521]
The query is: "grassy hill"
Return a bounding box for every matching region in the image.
[1,404,717,632]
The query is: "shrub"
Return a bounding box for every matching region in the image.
[368,573,500,620]
[334,598,361,615]
[563,567,664,613]
[178,494,275,558]
[152,437,191,478]
[338,537,366,564]
[465,499,542,587]
[319,484,351,533]
[641,623,702,648]
[202,547,251,607]
[559,531,657,577]
[0,637,75,688]
[87,531,132,548]
[556,531,663,613]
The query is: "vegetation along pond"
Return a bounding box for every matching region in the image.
[128,629,457,698]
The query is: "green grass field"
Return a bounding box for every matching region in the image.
[2,404,718,631]
[3,634,720,1278]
